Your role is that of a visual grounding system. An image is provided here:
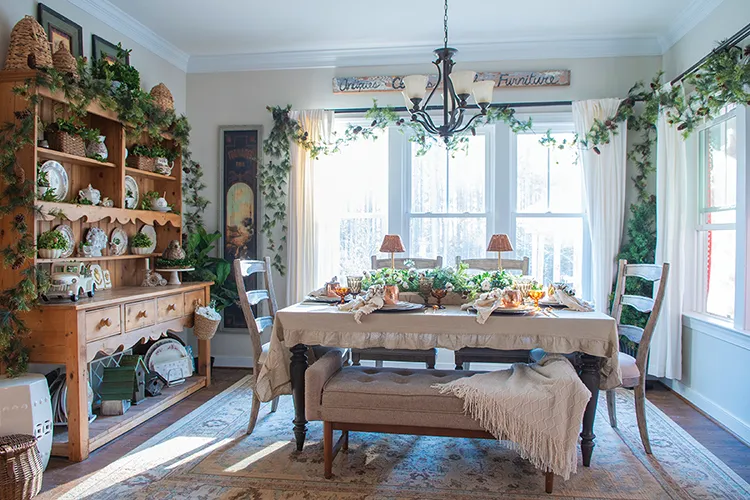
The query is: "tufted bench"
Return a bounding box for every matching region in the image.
[306,350,555,494]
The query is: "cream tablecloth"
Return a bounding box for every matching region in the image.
[254,303,622,402]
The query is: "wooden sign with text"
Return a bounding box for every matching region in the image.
[333,70,570,94]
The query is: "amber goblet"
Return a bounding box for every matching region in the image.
[334,286,350,304]
[431,288,448,309]
[528,289,546,309]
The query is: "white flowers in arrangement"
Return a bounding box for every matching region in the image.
[481,279,492,292]
[196,303,221,321]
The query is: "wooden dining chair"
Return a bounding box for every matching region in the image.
[350,256,442,368]
[234,257,281,434]
[453,256,532,370]
[606,259,669,454]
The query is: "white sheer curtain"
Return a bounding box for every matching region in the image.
[573,99,628,313]
[286,110,333,305]
[650,90,686,380]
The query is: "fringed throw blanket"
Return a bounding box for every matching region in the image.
[433,355,591,480]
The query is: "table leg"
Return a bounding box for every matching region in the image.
[290,343,309,451]
[579,354,602,467]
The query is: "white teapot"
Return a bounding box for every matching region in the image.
[153,193,170,212]
[78,184,101,206]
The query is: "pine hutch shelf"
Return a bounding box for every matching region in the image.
[38,147,117,169]
[124,166,177,181]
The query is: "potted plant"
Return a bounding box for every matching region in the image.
[130,232,152,255]
[46,118,99,157]
[36,166,56,200]
[37,229,67,259]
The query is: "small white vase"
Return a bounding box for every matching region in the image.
[86,135,108,160]
[38,248,62,259]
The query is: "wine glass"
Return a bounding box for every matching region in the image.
[334,286,350,304]
[418,276,434,305]
[431,288,448,309]
[528,289,546,309]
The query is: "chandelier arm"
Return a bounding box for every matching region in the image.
[452,112,488,135]
[421,59,442,113]
[450,107,466,132]
[411,111,440,135]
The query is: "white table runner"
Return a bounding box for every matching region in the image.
[255,303,622,402]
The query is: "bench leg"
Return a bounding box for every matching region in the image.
[342,430,349,451]
[324,421,333,479]
[545,471,554,494]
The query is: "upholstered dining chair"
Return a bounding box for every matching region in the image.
[350,256,443,368]
[234,257,281,434]
[453,256,531,370]
[606,259,669,454]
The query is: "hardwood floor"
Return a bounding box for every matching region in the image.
[39,369,750,493]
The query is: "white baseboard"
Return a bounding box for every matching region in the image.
[661,378,750,445]
[213,355,254,369]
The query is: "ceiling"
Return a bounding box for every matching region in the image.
[69,0,725,72]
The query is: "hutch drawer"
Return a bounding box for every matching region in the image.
[184,290,204,315]
[85,306,122,341]
[157,294,184,321]
[125,299,156,331]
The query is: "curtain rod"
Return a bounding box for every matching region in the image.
[671,21,750,85]
[329,100,572,114]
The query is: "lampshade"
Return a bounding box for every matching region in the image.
[402,75,428,102]
[487,234,513,252]
[449,70,477,96]
[472,80,495,105]
[380,234,406,253]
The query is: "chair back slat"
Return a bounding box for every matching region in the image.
[238,260,266,277]
[621,295,655,313]
[618,324,644,344]
[457,256,529,274]
[245,289,270,306]
[255,315,274,333]
[625,264,664,282]
[371,256,443,270]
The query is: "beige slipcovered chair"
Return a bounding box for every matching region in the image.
[606,259,669,454]
[453,256,531,370]
[350,256,443,368]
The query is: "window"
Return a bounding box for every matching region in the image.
[697,111,737,320]
[513,131,586,293]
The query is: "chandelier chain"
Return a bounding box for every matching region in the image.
[443,0,448,48]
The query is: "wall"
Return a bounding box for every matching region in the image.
[0,0,186,113]
[187,55,662,366]
[660,0,750,444]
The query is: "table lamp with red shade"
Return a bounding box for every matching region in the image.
[487,234,513,271]
[379,234,406,270]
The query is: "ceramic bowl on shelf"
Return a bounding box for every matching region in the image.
[131,246,152,255]
[38,248,62,259]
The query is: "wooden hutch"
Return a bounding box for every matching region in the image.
[0,71,212,462]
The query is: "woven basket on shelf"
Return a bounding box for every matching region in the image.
[0,434,43,500]
[150,83,174,112]
[52,43,78,80]
[194,312,220,340]
[4,16,53,70]
[47,131,85,157]
[127,155,155,172]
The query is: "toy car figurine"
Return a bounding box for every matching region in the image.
[41,262,96,302]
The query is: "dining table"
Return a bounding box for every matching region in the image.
[254,301,622,467]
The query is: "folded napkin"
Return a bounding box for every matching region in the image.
[461,289,505,324]
[553,290,594,312]
[338,285,385,323]
[308,286,328,298]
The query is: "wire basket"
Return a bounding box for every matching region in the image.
[0,434,43,500]
[47,131,85,157]
[194,312,220,340]
[150,83,174,112]
[4,16,53,70]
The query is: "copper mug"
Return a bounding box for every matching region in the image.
[325,281,340,298]
[384,284,400,305]
[501,289,523,308]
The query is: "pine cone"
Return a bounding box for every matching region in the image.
[13,163,25,184]
[12,257,24,270]
[14,214,24,224]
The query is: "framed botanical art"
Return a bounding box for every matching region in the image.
[219,126,262,330]
[37,3,83,57]
[92,35,128,64]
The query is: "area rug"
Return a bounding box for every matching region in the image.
[43,376,750,499]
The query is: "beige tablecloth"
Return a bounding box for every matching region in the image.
[254,303,622,402]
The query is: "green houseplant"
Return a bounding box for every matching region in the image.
[130,232,152,255]
[37,229,67,259]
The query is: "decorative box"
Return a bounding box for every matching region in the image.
[0,373,53,470]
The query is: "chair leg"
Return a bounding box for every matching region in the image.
[545,471,554,494]
[375,360,383,368]
[606,389,617,428]
[634,383,652,454]
[246,393,261,435]
[342,430,349,451]
[271,396,280,413]
[351,351,360,366]
[455,357,464,370]
[426,357,435,369]
[324,421,333,479]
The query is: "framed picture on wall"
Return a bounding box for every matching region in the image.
[37,3,83,57]
[92,35,128,64]
[219,126,262,330]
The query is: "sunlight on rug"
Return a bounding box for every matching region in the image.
[42,375,750,499]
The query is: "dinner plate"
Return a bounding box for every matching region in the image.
[110,227,128,255]
[124,175,139,209]
[469,305,535,315]
[40,160,69,201]
[539,298,567,308]
[305,295,341,303]
[139,224,157,254]
[54,224,75,258]
[377,302,425,313]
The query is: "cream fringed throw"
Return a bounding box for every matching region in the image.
[433,355,591,480]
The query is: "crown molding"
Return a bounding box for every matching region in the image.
[187,36,663,73]
[66,0,190,72]
[659,0,725,52]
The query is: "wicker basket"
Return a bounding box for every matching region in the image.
[194,312,220,340]
[150,83,174,112]
[0,434,43,500]
[52,43,78,80]
[4,16,53,71]
[47,131,85,157]
[127,155,155,172]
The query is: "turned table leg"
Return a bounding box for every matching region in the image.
[67,311,90,461]
[290,343,309,451]
[579,354,602,467]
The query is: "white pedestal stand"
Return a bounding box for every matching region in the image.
[155,267,194,285]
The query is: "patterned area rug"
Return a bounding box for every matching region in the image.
[43,376,750,499]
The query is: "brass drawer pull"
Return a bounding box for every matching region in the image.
[136,310,148,319]
[167,304,176,312]
[98,318,112,329]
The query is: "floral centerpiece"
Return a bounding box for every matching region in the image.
[194,301,221,340]
[466,269,516,296]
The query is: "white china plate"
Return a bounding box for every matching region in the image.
[145,338,190,372]
[40,160,69,201]
[85,227,108,257]
[90,264,105,289]
[110,227,128,255]
[103,269,112,289]
[305,295,340,303]
[139,225,157,254]
[469,306,535,315]
[377,302,425,312]
[54,224,75,258]
[124,175,139,209]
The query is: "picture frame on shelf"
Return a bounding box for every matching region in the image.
[37,3,83,57]
[92,34,129,64]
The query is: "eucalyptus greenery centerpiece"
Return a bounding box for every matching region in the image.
[467,269,516,297]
